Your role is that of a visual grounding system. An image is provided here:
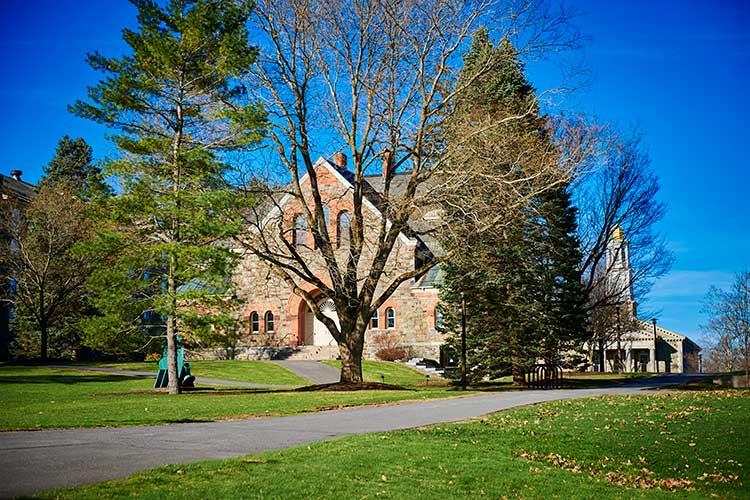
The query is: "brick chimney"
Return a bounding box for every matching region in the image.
[382,151,394,180]
[332,151,347,169]
[10,170,22,181]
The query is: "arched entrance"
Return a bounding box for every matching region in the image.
[300,298,339,347]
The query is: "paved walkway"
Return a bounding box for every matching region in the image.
[45,365,298,389]
[271,360,340,384]
[0,379,686,498]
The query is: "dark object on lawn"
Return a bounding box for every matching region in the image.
[154,338,195,388]
[523,364,563,389]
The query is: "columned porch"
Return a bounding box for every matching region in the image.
[593,347,654,373]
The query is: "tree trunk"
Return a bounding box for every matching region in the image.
[165,314,180,394]
[40,319,48,362]
[166,254,180,395]
[39,287,48,361]
[598,338,605,373]
[512,362,524,385]
[338,335,363,384]
[167,96,183,396]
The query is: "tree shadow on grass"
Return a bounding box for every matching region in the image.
[0,374,138,385]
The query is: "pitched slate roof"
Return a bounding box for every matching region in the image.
[0,173,35,203]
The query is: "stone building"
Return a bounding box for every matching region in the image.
[586,228,701,373]
[230,154,445,361]
[229,153,701,370]
[0,170,35,361]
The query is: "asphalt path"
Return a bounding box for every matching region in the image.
[0,374,705,498]
[271,360,340,384]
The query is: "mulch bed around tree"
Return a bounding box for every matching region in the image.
[295,382,408,392]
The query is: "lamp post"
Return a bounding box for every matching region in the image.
[460,292,467,390]
[651,317,658,373]
[616,306,622,374]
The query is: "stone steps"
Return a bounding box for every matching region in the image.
[405,357,445,377]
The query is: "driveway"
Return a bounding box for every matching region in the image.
[0,375,704,497]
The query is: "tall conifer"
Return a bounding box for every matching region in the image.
[71,0,265,393]
[41,135,108,198]
[439,30,586,383]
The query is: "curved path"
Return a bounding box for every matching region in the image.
[0,375,703,497]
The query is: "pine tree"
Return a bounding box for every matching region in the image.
[71,0,265,394]
[439,29,586,384]
[41,136,108,198]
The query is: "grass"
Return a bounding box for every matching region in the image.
[78,360,308,385]
[0,365,461,430]
[322,360,442,386]
[39,389,750,499]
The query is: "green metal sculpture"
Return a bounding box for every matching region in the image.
[154,337,195,388]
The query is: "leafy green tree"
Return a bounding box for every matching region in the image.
[71,0,265,393]
[41,135,109,198]
[0,182,95,361]
[439,30,586,384]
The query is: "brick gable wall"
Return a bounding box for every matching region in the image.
[233,160,445,360]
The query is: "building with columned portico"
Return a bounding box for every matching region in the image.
[213,152,701,369]
[586,227,701,373]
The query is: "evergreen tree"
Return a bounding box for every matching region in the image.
[439,30,586,384]
[41,135,108,198]
[71,0,265,394]
[534,186,588,361]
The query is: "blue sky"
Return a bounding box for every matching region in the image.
[1,0,748,341]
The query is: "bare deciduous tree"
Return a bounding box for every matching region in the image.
[704,271,750,384]
[235,0,582,382]
[573,127,673,356]
[575,128,673,309]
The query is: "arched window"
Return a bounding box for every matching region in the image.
[386,307,395,329]
[337,211,352,247]
[250,311,259,333]
[264,311,275,332]
[294,215,308,248]
[323,205,331,230]
[370,309,379,329]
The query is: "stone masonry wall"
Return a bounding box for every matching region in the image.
[233,160,446,360]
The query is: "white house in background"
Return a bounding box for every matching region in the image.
[587,227,701,373]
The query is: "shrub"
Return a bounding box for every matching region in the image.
[375,346,407,362]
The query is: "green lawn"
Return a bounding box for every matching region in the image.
[322,360,442,386]
[80,360,308,385]
[0,366,461,430]
[39,389,750,499]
